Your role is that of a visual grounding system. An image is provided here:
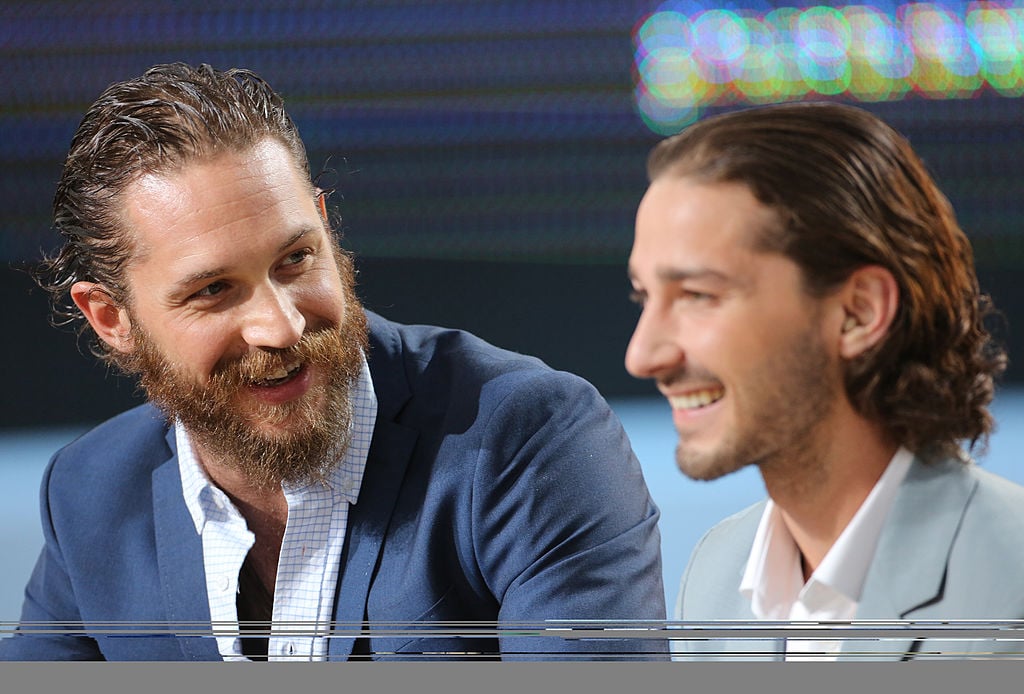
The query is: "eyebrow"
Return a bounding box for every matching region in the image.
[658,266,733,284]
[170,227,316,294]
[628,265,733,285]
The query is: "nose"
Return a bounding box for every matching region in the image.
[240,284,305,349]
[625,305,684,380]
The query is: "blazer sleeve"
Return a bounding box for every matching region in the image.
[0,454,104,660]
[466,369,667,657]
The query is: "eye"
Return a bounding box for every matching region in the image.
[679,288,719,306]
[191,281,227,299]
[282,248,314,267]
[628,288,647,307]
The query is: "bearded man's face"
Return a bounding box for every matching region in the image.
[99,139,369,488]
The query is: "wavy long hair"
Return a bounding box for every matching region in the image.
[648,102,1006,461]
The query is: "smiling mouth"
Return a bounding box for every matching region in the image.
[668,387,725,411]
[251,361,303,387]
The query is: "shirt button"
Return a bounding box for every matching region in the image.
[220,574,232,592]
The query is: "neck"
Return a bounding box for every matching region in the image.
[760,411,898,579]
[193,440,288,593]
[195,446,287,516]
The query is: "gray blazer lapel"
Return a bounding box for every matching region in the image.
[845,456,977,660]
[151,430,221,661]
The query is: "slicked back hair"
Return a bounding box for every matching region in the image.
[647,102,1006,461]
[36,62,313,363]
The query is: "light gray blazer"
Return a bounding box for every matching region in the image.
[674,456,1024,660]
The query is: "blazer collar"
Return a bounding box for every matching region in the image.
[328,312,419,659]
[149,410,418,663]
[152,424,222,661]
[148,314,420,661]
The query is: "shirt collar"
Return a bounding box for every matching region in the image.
[740,446,914,619]
[177,354,376,535]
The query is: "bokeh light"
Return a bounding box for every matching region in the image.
[634,0,1024,130]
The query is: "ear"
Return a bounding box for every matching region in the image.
[70,282,135,353]
[834,265,899,360]
[314,188,329,224]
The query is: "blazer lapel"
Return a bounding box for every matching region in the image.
[151,429,221,661]
[328,315,419,660]
[327,417,418,659]
[845,456,977,660]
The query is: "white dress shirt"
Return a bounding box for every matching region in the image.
[176,356,377,661]
[739,447,914,659]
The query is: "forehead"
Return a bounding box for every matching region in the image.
[120,138,315,261]
[630,177,780,275]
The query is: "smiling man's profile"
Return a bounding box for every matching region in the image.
[626,102,1024,659]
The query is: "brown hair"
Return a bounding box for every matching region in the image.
[648,102,1005,461]
[35,62,313,363]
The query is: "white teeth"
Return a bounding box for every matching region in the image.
[263,361,300,381]
[669,388,724,411]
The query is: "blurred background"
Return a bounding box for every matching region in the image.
[3,0,1024,619]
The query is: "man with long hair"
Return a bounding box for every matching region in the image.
[626,102,1024,659]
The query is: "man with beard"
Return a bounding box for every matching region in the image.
[1,63,665,661]
[625,102,1024,659]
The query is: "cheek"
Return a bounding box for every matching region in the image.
[158,316,240,379]
[682,313,767,382]
[301,273,348,324]
[680,314,740,356]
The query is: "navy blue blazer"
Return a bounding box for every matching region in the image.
[2,313,666,660]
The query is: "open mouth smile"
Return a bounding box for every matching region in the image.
[251,361,303,387]
[668,387,725,411]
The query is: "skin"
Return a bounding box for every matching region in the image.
[71,137,353,590]
[626,177,899,575]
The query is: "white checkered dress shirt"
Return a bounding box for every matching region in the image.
[176,356,377,661]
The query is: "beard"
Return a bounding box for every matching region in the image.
[120,255,369,491]
[673,320,837,485]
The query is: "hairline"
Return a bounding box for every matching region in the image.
[646,167,842,300]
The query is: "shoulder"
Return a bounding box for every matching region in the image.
[49,402,170,469]
[904,457,1024,616]
[912,456,1024,533]
[965,462,1024,509]
[957,464,1024,585]
[955,461,1024,546]
[369,313,628,468]
[44,402,172,506]
[677,501,765,620]
[950,464,1024,612]
[366,310,601,413]
[687,501,766,565]
[368,310,557,377]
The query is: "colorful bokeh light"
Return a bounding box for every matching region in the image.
[634,0,1024,133]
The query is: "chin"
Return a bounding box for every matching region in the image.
[248,405,317,434]
[675,446,748,482]
[249,419,300,440]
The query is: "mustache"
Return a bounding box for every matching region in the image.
[656,366,720,390]
[210,327,343,387]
